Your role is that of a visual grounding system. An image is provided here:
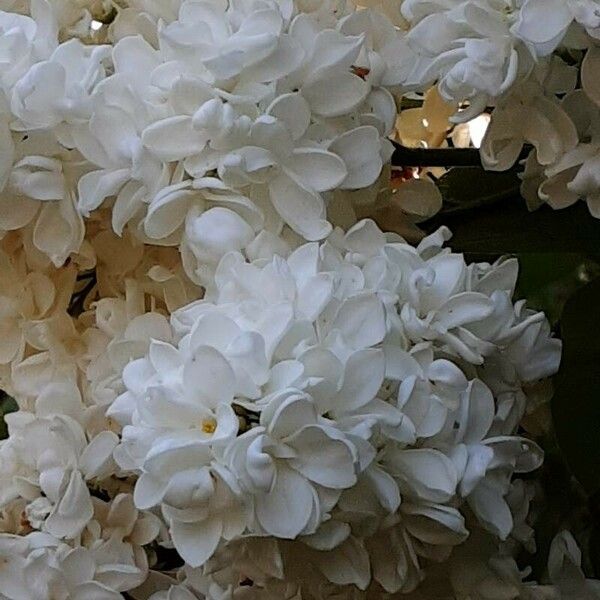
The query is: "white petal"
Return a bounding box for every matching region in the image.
[78,168,130,216]
[364,466,400,513]
[467,479,513,539]
[189,313,241,354]
[0,318,22,364]
[80,431,119,480]
[0,191,38,231]
[61,547,96,587]
[388,448,458,503]
[250,116,294,156]
[329,126,383,189]
[255,467,314,538]
[45,469,93,538]
[331,293,386,349]
[219,146,279,187]
[303,71,369,118]
[13,169,64,201]
[582,46,600,107]
[245,433,277,492]
[33,195,84,266]
[289,148,348,192]
[226,331,270,393]
[344,219,386,255]
[333,348,385,412]
[416,253,466,311]
[302,520,351,551]
[457,379,494,444]
[268,171,332,241]
[266,393,318,439]
[460,444,494,497]
[316,536,371,591]
[480,110,524,171]
[171,517,223,568]
[287,241,319,279]
[0,119,15,192]
[383,346,421,380]
[513,0,571,45]
[70,583,122,600]
[297,274,334,321]
[134,473,169,509]
[246,35,305,82]
[122,357,155,396]
[394,178,443,220]
[112,34,160,88]
[144,183,196,239]
[289,425,357,489]
[267,93,311,140]
[183,345,235,409]
[186,207,255,256]
[403,503,468,545]
[142,116,208,162]
[112,180,146,235]
[485,436,544,473]
[436,292,495,329]
[310,30,364,76]
[90,106,139,164]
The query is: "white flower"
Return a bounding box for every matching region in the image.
[523,89,600,218]
[0,0,413,271]
[82,493,160,592]
[547,531,600,598]
[2,411,118,539]
[402,0,536,120]
[0,532,127,599]
[0,247,59,364]
[160,0,302,84]
[72,1,402,261]
[108,335,247,567]
[150,586,201,600]
[217,112,348,240]
[481,82,578,171]
[226,391,359,539]
[514,0,600,53]
[0,2,57,93]
[11,39,110,129]
[83,295,173,417]
[386,343,468,443]
[446,528,600,600]
[72,38,167,233]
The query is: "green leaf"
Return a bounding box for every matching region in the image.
[552,277,600,495]
[590,524,600,578]
[436,166,521,212]
[515,253,595,325]
[425,194,600,254]
[0,392,17,440]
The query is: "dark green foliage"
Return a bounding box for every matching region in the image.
[552,276,600,497]
[0,391,17,440]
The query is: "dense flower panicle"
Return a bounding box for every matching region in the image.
[97,219,562,594]
[0,0,597,598]
[0,207,573,598]
[0,0,414,274]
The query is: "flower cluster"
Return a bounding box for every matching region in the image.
[102,219,564,596]
[0,209,572,598]
[400,0,600,218]
[0,0,418,279]
[0,1,596,599]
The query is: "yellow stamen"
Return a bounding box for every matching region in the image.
[201,418,217,434]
